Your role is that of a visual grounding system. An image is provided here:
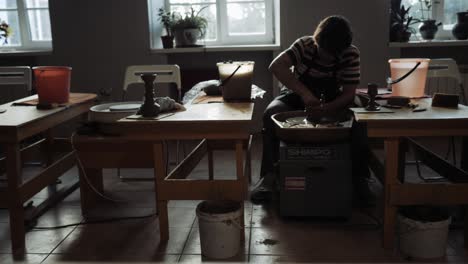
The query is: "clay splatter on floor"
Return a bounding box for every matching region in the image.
[258,238,279,246]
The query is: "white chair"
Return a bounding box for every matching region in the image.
[122,65,182,102]
[119,65,184,181]
[0,66,32,103]
[426,58,466,104]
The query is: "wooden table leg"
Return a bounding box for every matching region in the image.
[383,138,400,249]
[464,206,468,250]
[235,140,246,242]
[6,143,26,256]
[78,167,103,217]
[463,137,468,248]
[154,142,169,241]
[42,129,54,167]
[208,142,214,181]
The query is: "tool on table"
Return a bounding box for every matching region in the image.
[0,109,6,113]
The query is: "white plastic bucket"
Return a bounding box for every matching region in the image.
[389,58,430,98]
[398,214,451,259]
[196,200,242,259]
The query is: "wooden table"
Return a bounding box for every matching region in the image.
[74,102,254,242]
[353,98,468,249]
[0,93,97,256]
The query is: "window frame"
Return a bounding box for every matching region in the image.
[433,0,468,39]
[404,0,467,40]
[160,0,275,46]
[0,0,52,51]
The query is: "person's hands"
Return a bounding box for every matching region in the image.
[301,91,320,110]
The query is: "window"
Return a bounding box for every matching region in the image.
[401,0,468,39]
[0,0,52,50]
[148,0,277,48]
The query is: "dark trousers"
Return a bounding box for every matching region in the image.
[260,91,370,186]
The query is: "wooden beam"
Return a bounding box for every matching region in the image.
[77,152,154,168]
[23,181,79,227]
[20,152,76,202]
[390,183,468,205]
[166,139,207,180]
[408,137,468,183]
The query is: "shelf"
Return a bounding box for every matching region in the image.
[0,49,52,56]
[389,40,468,48]
[151,44,282,54]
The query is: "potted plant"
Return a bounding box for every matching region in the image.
[417,0,442,40]
[172,6,208,47]
[0,18,11,45]
[390,2,418,42]
[157,8,176,49]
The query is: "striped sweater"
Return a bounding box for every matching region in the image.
[285,36,361,96]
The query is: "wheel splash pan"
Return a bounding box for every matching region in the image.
[271,111,353,143]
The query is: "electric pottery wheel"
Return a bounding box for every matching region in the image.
[272,111,353,143]
[89,101,141,123]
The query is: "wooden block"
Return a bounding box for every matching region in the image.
[431,93,459,108]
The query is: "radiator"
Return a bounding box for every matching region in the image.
[426,64,468,104]
[461,65,468,103]
[0,84,29,104]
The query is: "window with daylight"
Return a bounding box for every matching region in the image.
[148,0,278,48]
[401,0,468,39]
[0,0,52,50]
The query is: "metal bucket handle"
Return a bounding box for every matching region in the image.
[387,62,422,86]
[219,64,242,87]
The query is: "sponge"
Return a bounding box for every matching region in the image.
[431,93,459,108]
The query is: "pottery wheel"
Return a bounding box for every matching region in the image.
[285,116,341,128]
[109,103,141,112]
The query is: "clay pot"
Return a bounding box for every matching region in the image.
[452,11,468,40]
[161,35,174,49]
[419,20,440,40]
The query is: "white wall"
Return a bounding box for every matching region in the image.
[280,0,393,86]
[37,0,168,100]
[34,0,396,99]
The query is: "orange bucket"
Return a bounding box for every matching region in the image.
[33,66,72,104]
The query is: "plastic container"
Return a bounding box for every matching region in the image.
[196,200,242,259]
[33,66,72,104]
[398,214,451,259]
[217,61,254,101]
[389,58,430,98]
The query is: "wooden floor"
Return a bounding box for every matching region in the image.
[0,137,467,263]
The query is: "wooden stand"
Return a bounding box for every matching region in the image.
[355,98,468,249]
[0,93,97,257]
[74,102,254,242]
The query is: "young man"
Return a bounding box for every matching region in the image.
[251,15,373,204]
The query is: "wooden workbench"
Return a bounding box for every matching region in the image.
[353,98,468,249]
[74,102,254,242]
[0,93,97,256]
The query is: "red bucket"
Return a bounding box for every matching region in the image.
[33,66,72,104]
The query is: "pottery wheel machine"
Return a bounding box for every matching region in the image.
[271,111,353,218]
